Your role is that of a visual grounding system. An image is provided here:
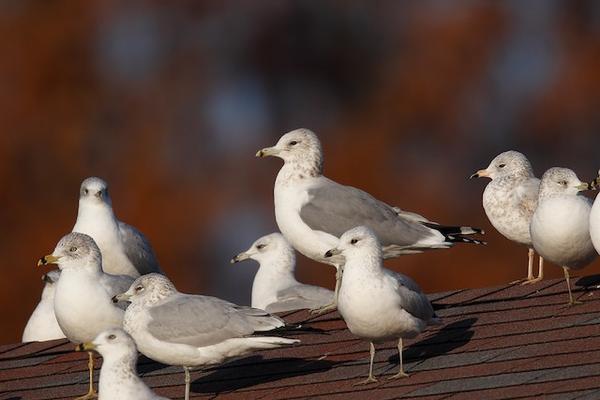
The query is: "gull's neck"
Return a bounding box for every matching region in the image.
[40,284,56,301]
[252,252,298,308]
[73,200,120,234]
[343,249,383,275]
[99,350,140,395]
[277,153,323,184]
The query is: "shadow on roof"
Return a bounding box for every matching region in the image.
[191,355,336,394]
[576,274,600,288]
[388,317,477,367]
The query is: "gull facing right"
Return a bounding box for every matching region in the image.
[325,226,440,385]
[530,168,597,305]
[470,151,544,284]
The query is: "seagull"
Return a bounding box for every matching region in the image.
[470,151,544,284]
[530,168,597,305]
[325,226,440,385]
[114,273,299,400]
[22,270,65,342]
[231,232,334,312]
[72,177,162,278]
[257,128,483,312]
[77,328,170,400]
[38,232,133,399]
[590,170,600,256]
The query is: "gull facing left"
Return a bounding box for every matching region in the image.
[231,232,333,312]
[325,226,440,385]
[77,329,170,400]
[114,274,299,400]
[38,232,133,399]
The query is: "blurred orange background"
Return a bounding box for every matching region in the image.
[2,1,600,344]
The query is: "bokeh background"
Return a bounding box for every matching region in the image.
[2,1,600,344]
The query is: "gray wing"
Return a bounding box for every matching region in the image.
[118,222,163,275]
[147,294,284,347]
[300,178,441,247]
[384,269,434,322]
[100,273,135,310]
[265,285,334,313]
[514,178,540,215]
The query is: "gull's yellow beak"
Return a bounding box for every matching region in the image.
[576,182,590,191]
[76,342,96,352]
[469,169,489,179]
[37,254,60,267]
[256,146,279,158]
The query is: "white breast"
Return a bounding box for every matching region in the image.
[337,261,424,342]
[590,195,600,255]
[274,175,339,267]
[531,196,597,269]
[54,271,124,343]
[482,180,533,246]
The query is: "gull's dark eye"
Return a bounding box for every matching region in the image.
[559,180,567,186]
[107,334,116,340]
[69,246,77,252]
[498,163,506,169]
[83,188,89,195]
[350,238,359,245]
[256,244,266,250]
[289,141,298,146]
[135,285,144,292]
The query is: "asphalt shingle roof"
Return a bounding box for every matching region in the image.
[2,276,600,399]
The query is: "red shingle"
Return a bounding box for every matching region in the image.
[1,276,600,399]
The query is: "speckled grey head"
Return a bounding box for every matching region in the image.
[81,328,137,358]
[47,232,102,270]
[472,151,534,180]
[79,177,112,206]
[539,167,589,198]
[231,232,294,265]
[257,129,323,177]
[326,226,381,259]
[119,273,176,305]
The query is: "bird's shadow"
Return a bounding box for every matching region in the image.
[137,355,172,375]
[575,274,600,289]
[190,355,335,394]
[387,317,477,367]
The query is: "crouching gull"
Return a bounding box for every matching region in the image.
[22,270,66,342]
[73,177,163,278]
[113,274,299,400]
[257,128,484,313]
[77,329,170,400]
[231,232,334,312]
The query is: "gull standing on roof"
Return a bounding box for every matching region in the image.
[38,232,134,399]
[325,226,440,385]
[470,151,544,284]
[73,177,162,278]
[114,274,299,400]
[530,168,597,305]
[22,270,65,342]
[231,232,333,313]
[77,329,170,400]
[589,170,600,256]
[257,128,483,313]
